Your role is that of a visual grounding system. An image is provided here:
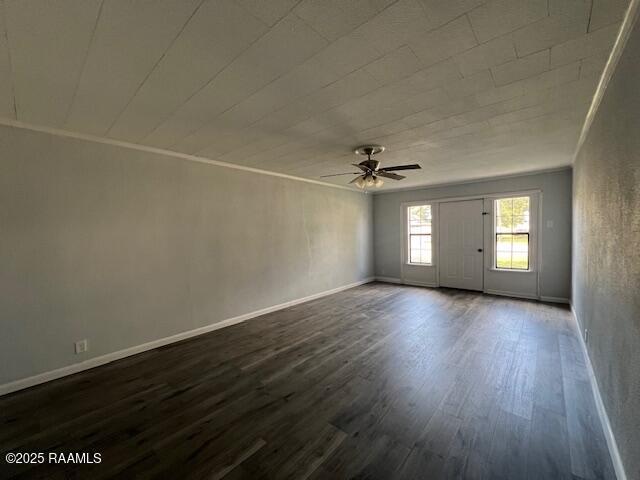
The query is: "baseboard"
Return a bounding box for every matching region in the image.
[378,283,565,303]
[374,276,402,284]
[484,289,539,300]
[0,277,375,397]
[570,304,627,480]
[402,280,437,288]
[540,295,571,304]
[375,277,437,288]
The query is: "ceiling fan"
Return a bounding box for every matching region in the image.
[321,145,421,189]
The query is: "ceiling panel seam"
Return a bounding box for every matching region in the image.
[104,0,209,136]
[61,0,105,125]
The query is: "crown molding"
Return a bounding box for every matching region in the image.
[372,166,572,195]
[0,118,576,197]
[574,0,640,161]
[0,118,365,194]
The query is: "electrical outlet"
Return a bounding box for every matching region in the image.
[546,220,554,228]
[584,329,589,344]
[75,339,88,354]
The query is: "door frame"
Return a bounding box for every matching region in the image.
[399,189,541,296]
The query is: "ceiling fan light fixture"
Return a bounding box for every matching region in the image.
[373,176,384,188]
[353,176,366,189]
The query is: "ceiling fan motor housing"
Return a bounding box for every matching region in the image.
[359,158,380,171]
[355,145,384,172]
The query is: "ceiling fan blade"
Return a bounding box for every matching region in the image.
[378,164,421,172]
[352,163,370,172]
[320,172,360,177]
[377,172,405,180]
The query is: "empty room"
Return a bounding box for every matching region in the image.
[1,0,639,479]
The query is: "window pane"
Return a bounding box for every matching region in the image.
[409,235,432,264]
[494,197,530,270]
[512,196,530,217]
[496,252,512,269]
[410,238,431,264]
[495,234,529,269]
[496,234,513,251]
[407,205,432,264]
[512,215,529,232]
[408,205,431,223]
[410,224,432,234]
[496,233,512,269]
[512,253,529,270]
[495,215,513,232]
[512,234,529,253]
[496,198,513,217]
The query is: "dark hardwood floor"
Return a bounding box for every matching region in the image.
[0,283,615,479]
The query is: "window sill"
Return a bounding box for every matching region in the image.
[406,262,433,267]
[489,268,534,273]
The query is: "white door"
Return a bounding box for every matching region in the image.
[439,199,484,291]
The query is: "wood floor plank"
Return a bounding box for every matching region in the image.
[0,283,615,479]
[563,377,616,480]
[398,446,447,479]
[488,410,530,480]
[498,340,538,420]
[527,405,574,480]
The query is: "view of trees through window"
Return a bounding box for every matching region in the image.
[495,196,530,270]
[408,205,432,264]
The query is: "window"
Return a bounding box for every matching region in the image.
[495,196,530,270]
[408,205,432,264]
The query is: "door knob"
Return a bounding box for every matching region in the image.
[477,248,483,252]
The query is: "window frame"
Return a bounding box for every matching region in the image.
[491,194,536,273]
[404,203,434,266]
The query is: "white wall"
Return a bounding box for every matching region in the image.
[0,124,374,387]
[373,169,572,300]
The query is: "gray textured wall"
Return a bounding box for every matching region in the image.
[572,13,640,479]
[0,125,373,385]
[373,169,573,299]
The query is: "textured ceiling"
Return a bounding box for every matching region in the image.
[0,0,629,190]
